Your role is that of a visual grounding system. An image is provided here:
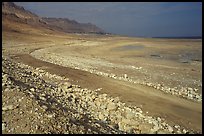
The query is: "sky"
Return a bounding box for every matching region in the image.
[15,2,202,37]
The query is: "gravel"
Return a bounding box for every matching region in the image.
[2,56,198,134]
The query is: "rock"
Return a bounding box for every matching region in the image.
[30,88,35,92]
[2,105,14,111]
[124,74,128,79]
[30,94,35,98]
[107,102,117,111]
[174,125,180,129]
[182,128,187,133]
[152,124,160,132]
[98,113,105,121]
[126,112,135,119]
[124,125,134,133]
[118,122,125,131]
[2,123,6,131]
[95,100,101,107]
[138,123,153,134]
[60,82,72,91]
[47,114,55,118]
[39,96,47,101]
[2,74,8,81]
[157,117,162,122]
[157,130,171,134]
[42,105,48,110]
[113,97,120,103]
[64,82,72,88]
[187,87,193,92]
[136,107,142,112]
[121,118,130,125]
[194,88,198,92]
[4,88,10,92]
[167,125,173,132]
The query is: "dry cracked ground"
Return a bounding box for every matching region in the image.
[2,32,202,134]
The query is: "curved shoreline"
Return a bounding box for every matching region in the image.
[30,46,202,102]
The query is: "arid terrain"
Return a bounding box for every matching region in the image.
[2,2,202,134]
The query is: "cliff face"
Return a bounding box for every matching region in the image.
[2,2,106,34]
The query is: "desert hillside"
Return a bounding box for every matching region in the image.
[2,2,105,34]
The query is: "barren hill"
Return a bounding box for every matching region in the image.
[2,2,106,34]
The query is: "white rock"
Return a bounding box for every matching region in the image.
[167,126,173,132]
[98,113,105,121]
[2,123,6,131]
[107,102,117,111]
[30,88,35,92]
[42,105,48,110]
[174,125,180,129]
[157,117,162,122]
[182,128,187,133]
[2,105,14,111]
[39,96,47,101]
[47,114,55,118]
[118,122,125,131]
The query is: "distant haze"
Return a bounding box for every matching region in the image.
[15,2,202,38]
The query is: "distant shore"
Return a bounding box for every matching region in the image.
[152,36,202,39]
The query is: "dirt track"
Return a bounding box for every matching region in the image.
[12,53,202,132]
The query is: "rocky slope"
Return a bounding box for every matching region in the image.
[42,17,105,34]
[2,56,196,134]
[2,2,105,34]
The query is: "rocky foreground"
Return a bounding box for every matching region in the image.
[2,57,197,134]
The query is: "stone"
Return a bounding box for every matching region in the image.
[4,88,10,92]
[157,130,171,134]
[42,105,48,110]
[126,112,135,119]
[152,124,160,132]
[113,97,120,103]
[39,96,47,101]
[174,125,180,129]
[194,88,198,92]
[95,100,101,107]
[124,125,134,133]
[136,107,142,112]
[107,102,117,111]
[30,88,35,92]
[98,113,105,121]
[2,105,14,111]
[118,122,125,131]
[64,82,72,88]
[182,129,187,133]
[30,94,35,98]
[187,87,193,92]
[2,123,6,131]
[47,114,55,118]
[167,126,173,132]
[3,74,8,81]
[139,123,153,134]
[157,117,162,122]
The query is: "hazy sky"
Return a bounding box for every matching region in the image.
[15,2,202,37]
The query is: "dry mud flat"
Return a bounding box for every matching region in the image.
[2,57,198,134]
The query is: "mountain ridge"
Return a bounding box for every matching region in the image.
[2,2,106,34]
